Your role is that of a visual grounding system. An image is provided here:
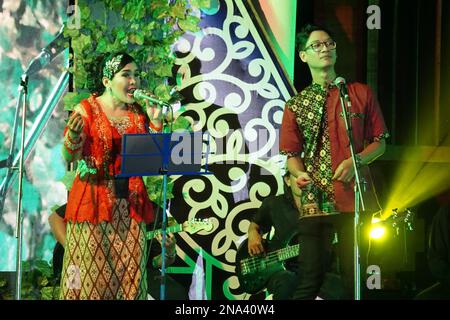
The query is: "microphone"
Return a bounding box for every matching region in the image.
[333,76,346,87]
[334,77,352,107]
[133,89,171,107]
[333,77,349,97]
[24,25,67,76]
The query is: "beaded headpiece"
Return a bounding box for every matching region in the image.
[102,54,123,79]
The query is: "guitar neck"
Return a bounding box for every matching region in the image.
[271,244,300,262]
[146,223,183,240]
[238,243,301,279]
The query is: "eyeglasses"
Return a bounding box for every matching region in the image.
[304,40,336,52]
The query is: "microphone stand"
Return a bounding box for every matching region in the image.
[0,73,44,219]
[157,101,173,301]
[14,74,29,300]
[0,69,69,300]
[337,87,366,300]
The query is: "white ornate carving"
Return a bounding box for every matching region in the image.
[171,0,292,299]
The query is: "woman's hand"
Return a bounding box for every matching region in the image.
[146,105,163,121]
[145,99,163,132]
[145,99,163,120]
[67,111,84,139]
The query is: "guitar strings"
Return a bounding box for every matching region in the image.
[241,252,293,272]
[241,245,300,271]
[147,219,209,238]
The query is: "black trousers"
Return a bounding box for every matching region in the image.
[292,214,357,300]
[266,269,298,300]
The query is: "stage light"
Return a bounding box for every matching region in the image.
[382,114,450,219]
[369,226,386,239]
[369,217,386,239]
[369,208,414,240]
[391,208,414,234]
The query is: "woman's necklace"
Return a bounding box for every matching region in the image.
[108,114,131,135]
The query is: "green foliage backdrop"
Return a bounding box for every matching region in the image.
[63,0,209,109]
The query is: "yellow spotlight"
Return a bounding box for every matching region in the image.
[369,217,386,239]
[369,225,386,239]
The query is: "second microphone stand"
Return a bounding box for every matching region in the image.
[156,101,173,301]
[337,86,366,300]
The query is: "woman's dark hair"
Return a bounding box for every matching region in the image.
[295,24,334,52]
[86,52,135,94]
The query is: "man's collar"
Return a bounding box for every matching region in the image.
[311,79,340,91]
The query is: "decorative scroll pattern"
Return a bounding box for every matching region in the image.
[169,0,295,300]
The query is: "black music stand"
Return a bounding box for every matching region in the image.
[117,131,211,300]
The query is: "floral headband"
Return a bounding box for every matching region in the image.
[102,54,123,79]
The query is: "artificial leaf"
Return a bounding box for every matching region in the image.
[172,115,192,132]
[171,2,186,19]
[191,0,212,9]
[135,32,145,45]
[154,84,171,100]
[62,0,201,111]
[97,38,108,52]
[117,29,126,41]
[143,176,174,208]
[178,16,201,32]
[60,170,77,190]
[154,63,174,77]
[80,5,91,19]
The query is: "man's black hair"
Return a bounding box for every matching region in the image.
[295,24,335,51]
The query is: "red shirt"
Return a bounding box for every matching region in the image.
[280,82,389,212]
